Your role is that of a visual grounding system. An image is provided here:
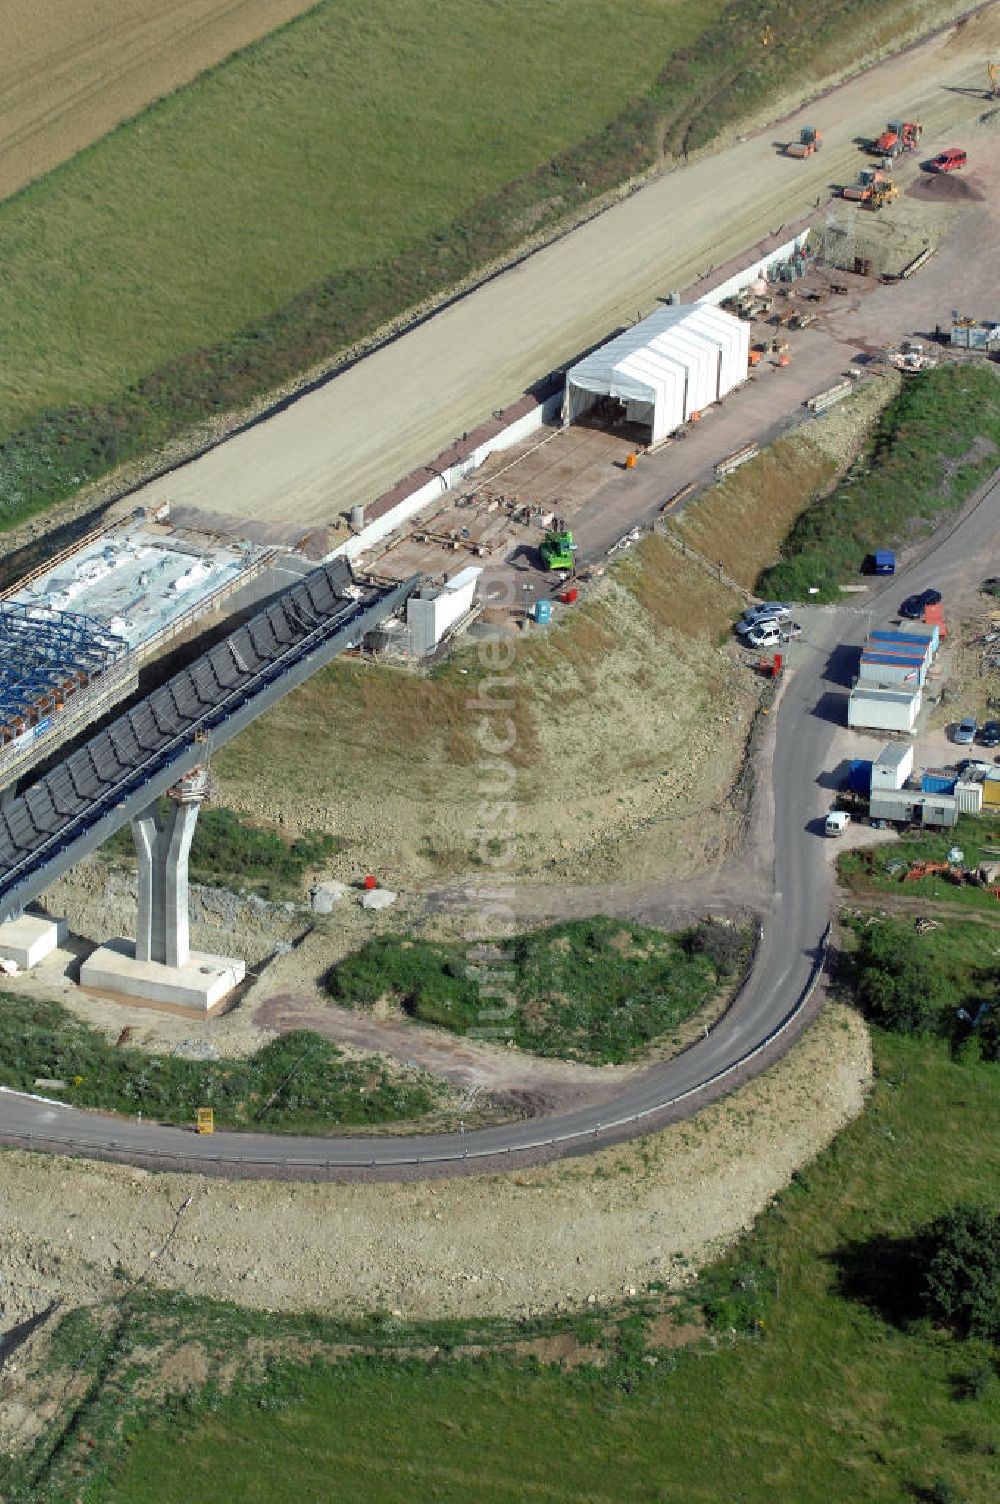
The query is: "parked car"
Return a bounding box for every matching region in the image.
[781,621,803,640]
[747,621,783,649]
[954,716,978,745]
[899,587,942,619]
[980,720,1000,747]
[825,810,850,837]
[927,147,967,172]
[736,602,791,635]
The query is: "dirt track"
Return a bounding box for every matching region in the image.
[0,0,316,200]
[128,5,1000,525]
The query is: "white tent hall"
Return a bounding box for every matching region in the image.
[562,301,750,445]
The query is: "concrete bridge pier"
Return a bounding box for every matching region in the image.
[80,769,245,1012]
[133,794,200,969]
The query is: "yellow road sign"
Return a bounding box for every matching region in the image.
[196,1107,214,1135]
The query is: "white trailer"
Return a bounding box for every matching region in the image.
[848,684,922,734]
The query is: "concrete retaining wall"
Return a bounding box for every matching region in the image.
[330,389,563,565]
[702,230,812,307]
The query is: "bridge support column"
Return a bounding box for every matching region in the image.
[79,769,245,1013]
[133,795,200,968]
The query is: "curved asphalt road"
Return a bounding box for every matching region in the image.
[3,473,998,1178]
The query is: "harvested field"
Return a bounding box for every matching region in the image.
[0,0,317,202]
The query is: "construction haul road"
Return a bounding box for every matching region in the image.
[4,468,1000,1175]
[125,6,1000,525]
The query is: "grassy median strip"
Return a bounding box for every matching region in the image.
[0,0,943,532]
[0,997,437,1131]
[758,365,1000,602]
[326,917,749,1064]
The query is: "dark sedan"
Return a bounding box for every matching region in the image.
[981,720,1000,748]
[899,588,942,619]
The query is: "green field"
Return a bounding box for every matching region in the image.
[0,0,718,451]
[0,0,945,530]
[15,1027,999,1504]
[326,916,747,1063]
[758,366,1000,601]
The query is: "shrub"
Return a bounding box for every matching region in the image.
[326,917,748,1064]
[681,919,747,976]
[853,921,945,1035]
[920,1204,1000,1342]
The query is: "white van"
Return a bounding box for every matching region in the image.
[825,810,850,837]
[747,621,783,649]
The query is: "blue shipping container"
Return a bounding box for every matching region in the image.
[874,550,895,574]
[921,771,957,795]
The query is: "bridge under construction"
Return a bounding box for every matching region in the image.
[0,557,416,1007]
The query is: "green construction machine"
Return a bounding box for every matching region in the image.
[540,526,576,571]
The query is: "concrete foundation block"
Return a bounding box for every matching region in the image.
[311,881,349,913]
[359,888,397,911]
[80,938,245,1013]
[0,915,68,970]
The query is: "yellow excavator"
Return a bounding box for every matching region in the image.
[989,61,1000,98]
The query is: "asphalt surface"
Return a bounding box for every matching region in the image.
[5,470,998,1178]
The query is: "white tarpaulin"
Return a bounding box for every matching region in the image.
[563,301,750,444]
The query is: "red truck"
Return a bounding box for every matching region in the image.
[928,147,967,172]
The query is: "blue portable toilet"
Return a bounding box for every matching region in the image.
[846,758,873,794]
[874,550,895,575]
[534,599,552,625]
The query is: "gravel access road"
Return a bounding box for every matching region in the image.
[122,7,1000,524]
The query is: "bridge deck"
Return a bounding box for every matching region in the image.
[0,560,417,922]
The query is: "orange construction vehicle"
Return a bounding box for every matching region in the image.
[865,182,899,212]
[842,166,888,202]
[873,120,922,157]
[785,125,822,158]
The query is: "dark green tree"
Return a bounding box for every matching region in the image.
[921,1204,1000,1342]
[854,922,944,1034]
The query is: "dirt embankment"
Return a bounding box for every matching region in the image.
[676,374,902,590]
[210,534,758,894]
[0,1001,870,1330]
[0,1,317,204]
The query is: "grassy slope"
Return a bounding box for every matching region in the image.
[212,533,753,884]
[50,1031,1000,1504]
[0,0,715,436]
[99,801,338,901]
[758,366,1000,602]
[0,997,439,1131]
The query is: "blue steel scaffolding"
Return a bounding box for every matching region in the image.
[0,604,127,741]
